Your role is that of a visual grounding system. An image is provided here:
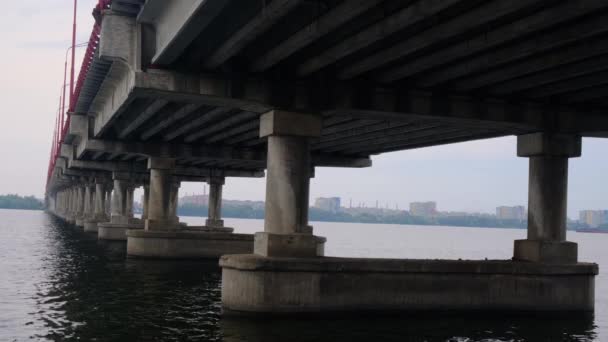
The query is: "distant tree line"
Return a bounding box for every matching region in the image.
[0,194,44,210]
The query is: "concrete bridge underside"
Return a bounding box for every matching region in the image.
[46,0,605,315]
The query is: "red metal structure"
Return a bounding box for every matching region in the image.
[47,0,112,187]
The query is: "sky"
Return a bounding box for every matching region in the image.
[0,1,606,218]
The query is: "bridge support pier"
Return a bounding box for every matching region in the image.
[98,173,143,241]
[84,180,110,233]
[126,158,252,259]
[74,184,86,228]
[220,119,597,315]
[83,182,97,232]
[514,133,581,263]
[205,177,226,228]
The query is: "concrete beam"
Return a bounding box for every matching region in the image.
[489,55,608,95]
[378,1,608,83]
[453,35,608,91]
[140,103,204,140]
[163,107,235,141]
[297,0,465,76]
[203,0,302,69]
[340,0,543,79]
[138,0,227,65]
[419,14,608,88]
[117,99,168,138]
[251,0,381,72]
[78,138,266,163]
[184,111,257,143]
[99,11,136,64]
[205,120,259,143]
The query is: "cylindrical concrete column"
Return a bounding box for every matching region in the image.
[206,177,224,227]
[111,178,129,224]
[254,110,323,257]
[95,183,107,220]
[126,185,135,218]
[70,187,77,219]
[145,158,176,231]
[84,184,95,220]
[264,135,311,234]
[527,156,568,241]
[105,188,112,216]
[514,133,581,263]
[78,186,85,215]
[168,181,180,224]
[142,184,150,220]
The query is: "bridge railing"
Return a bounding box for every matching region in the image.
[47,0,112,187]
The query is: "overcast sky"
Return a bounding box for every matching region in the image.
[1,1,606,218]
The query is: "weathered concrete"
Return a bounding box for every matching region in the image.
[127,229,253,259]
[514,133,582,263]
[128,160,255,258]
[75,185,86,227]
[205,177,225,228]
[255,110,325,257]
[142,183,149,220]
[98,222,144,241]
[99,172,142,240]
[84,181,110,233]
[220,255,598,315]
[145,158,180,231]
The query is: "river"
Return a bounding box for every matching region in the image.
[0,208,605,341]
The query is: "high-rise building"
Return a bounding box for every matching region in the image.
[579,210,608,228]
[409,202,437,217]
[496,206,526,221]
[314,197,341,212]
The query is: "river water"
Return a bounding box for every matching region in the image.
[0,208,605,341]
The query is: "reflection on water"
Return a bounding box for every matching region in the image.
[0,209,604,341]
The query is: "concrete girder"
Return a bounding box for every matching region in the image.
[117,99,169,138]
[339,0,547,79]
[77,138,371,169]
[140,103,205,140]
[419,13,608,88]
[296,0,466,76]
[86,63,608,158]
[251,0,382,72]
[123,69,608,135]
[313,122,443,152]
[453,36,608,91]
[378,1,608,83]
[67,159,265,180]
[203,0,303,69]
[184,111,258,143]
[78,138,266,164]
[350,130,506,156]
[205,120,259,144]
[138,0,227,66]
[525,71,608,99]
[489,55,608,96]
[163,107,234,141]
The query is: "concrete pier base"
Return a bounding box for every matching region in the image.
[83,221,100,233]
[126,229,253,259]
[220,255,598,315]
[98,222,144,241]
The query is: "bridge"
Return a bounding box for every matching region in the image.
[46,0,603,315]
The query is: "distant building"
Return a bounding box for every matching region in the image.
[579,210,608,228]
[496,206,526,221]
[409,202,437,217]
[314,197,341,212]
